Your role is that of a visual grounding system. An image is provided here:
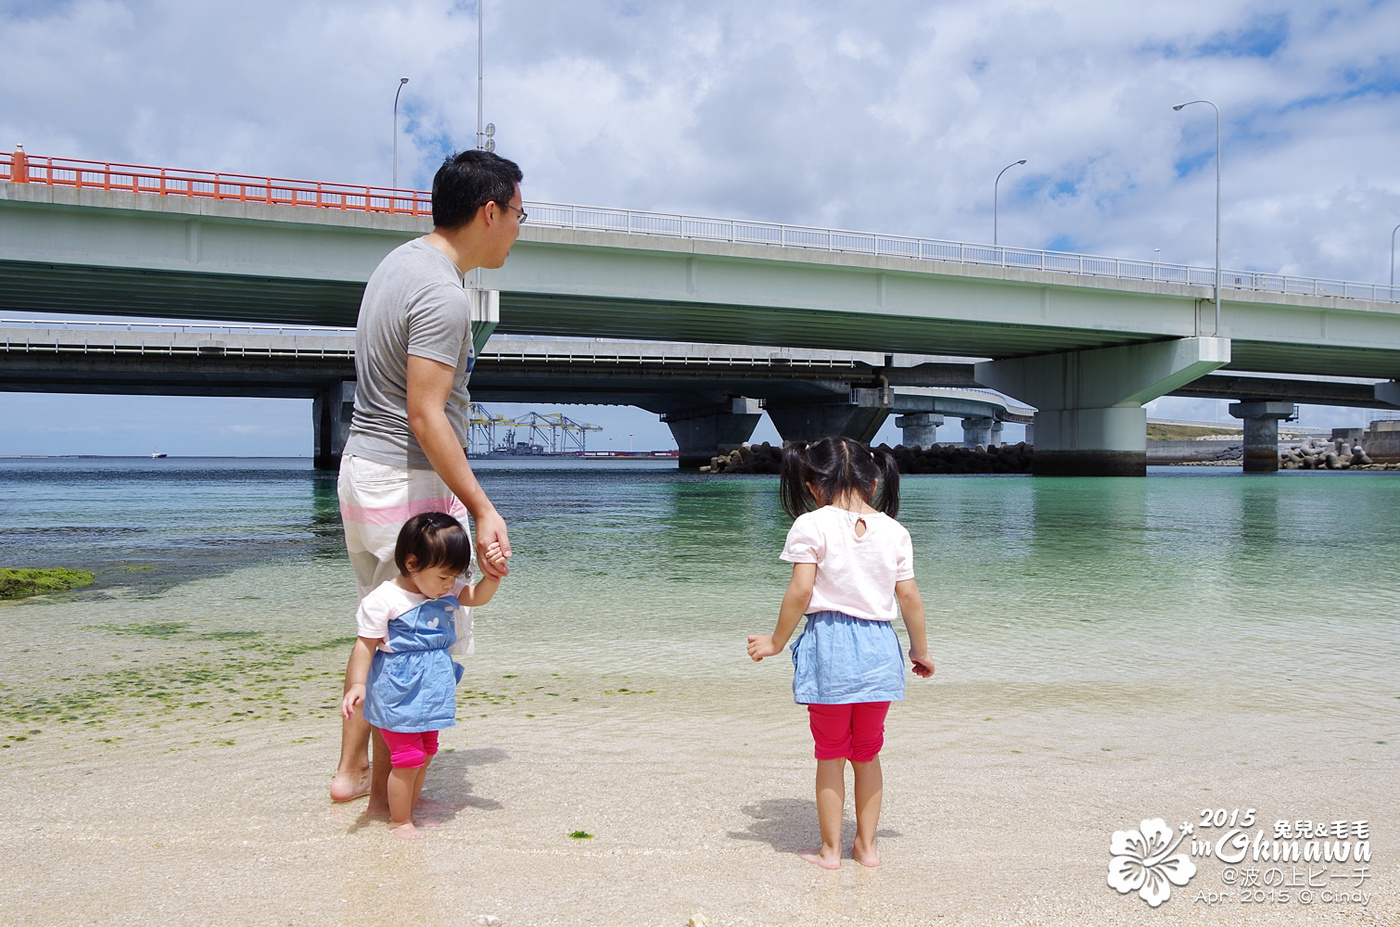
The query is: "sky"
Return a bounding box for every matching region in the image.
[2,0,1399,455]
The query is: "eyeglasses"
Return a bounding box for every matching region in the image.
[496,201,528,223]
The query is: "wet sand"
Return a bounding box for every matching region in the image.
[3,656,1396,927]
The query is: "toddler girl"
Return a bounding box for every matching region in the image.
[748,436,934,869]
[342,511,501,838]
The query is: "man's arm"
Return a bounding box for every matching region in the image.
[406,354,511,577]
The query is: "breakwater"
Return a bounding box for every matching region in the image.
[701,442,1033,475]
[1146,440,1243,465]
[1279,436,1400,470]
[703,436,1400,474]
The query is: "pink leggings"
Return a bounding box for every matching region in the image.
[807,702,890,762]
[379,729,440,769]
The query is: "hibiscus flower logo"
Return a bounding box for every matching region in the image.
[1107,818,1197,907]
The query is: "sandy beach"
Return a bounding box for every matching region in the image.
[3,641,1396,927]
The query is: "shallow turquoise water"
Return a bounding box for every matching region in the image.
[2,458,1397,729]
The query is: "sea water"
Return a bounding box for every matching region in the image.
[1,458,1398,738]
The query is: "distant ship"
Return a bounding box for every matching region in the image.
[469,439,547,459]
[151,451,167,458]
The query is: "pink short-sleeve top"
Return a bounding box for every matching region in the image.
[780,506,915,621]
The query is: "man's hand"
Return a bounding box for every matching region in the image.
[474,508,512,578]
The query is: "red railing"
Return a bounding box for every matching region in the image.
[0,150,432,217]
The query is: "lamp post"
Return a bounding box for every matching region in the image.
[392,77,409,189]
[1390,222,1400,291]
[476,1,494,151]
[993,159,1026,252]
[1173,99,1221,335]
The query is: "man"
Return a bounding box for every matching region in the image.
[330,149,524,808]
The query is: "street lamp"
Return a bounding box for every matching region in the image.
[993,159,1026,251]
[476,1,494,151]
[1390,222,1400,290]
[1174,99,1221,335]
[392,77,409,189]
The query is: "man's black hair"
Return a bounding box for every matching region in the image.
[431,149,523,229]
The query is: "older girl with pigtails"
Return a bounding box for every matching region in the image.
[748,436,934,869]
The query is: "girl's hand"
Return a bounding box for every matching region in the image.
[747,634,781,662]
[341,684,366,720]
[909,651,935,678]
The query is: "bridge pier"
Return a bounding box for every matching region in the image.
[977,337,1231,476]
[895,412,943,449]
[766,387,893,447]
[961,415,995,448]
[313,379,356,470]
[1229,401,1295,472]
[468,288,500,355]
[661,397,763,469]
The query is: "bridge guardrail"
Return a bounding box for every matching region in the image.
[5,151,1398,305]
[0,318,355,337]
[0,320,873,369]
[0,319,356,360]
[2,152,431,217]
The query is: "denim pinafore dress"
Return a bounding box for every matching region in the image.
[364,595,465,733]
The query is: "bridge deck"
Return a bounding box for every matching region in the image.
[1,322,1387,414]
[4,182,1400,382]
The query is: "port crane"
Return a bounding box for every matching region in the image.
[466,404,603,456]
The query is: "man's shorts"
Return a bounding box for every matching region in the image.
[808,702,891,762]
[338,455,469,599]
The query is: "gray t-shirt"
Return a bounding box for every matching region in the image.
[343,238,476,470]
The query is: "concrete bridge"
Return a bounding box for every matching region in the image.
[7,319,1393,470]
[4,154,1400,473]
[0,320,1039,467]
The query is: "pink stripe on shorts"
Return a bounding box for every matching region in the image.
[338,455,469,598]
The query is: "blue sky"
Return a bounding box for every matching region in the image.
[2,0,1399,455]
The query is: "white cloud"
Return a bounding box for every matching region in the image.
[4,0,1395,278]
[2,0,1398,452]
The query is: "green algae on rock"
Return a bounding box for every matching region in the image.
[0,568,96,600]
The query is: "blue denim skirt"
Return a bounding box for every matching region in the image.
[790,610,906,705]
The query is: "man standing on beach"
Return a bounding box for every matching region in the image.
[331,150,524,808]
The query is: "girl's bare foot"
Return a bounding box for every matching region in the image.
[389,821,424,839]
[412,816,444,828]
[852,840,880,868]
[798,848,842,870]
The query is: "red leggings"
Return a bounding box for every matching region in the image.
[807,702,890,762]
[379,729,440,769]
